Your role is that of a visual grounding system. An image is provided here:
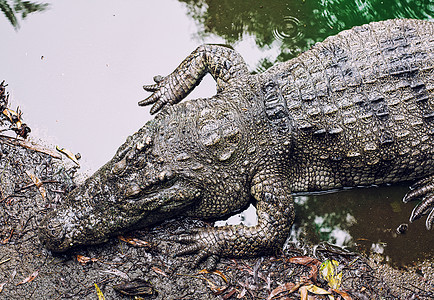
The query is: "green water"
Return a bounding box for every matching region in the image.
[180,0,433,71]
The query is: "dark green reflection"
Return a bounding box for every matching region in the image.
[0,0,49,29]
[291,185,434,266]
[179,0,433,71]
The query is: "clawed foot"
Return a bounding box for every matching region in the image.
[139,75,176,114]
[403,175,434,230]
[169,228,223,270]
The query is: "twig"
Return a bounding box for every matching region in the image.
[0,257,11,265]
[0,134,61,159]
[15,180,59,192]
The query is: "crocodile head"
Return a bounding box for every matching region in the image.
[39,97,249,252]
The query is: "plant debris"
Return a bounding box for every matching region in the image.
[0,81,31,139]
[113,278,156,296]
[56,145,80,166]
[16,270,39,286]
[118,235,151,248]
[94,283,105,300]
[76,254,99,265]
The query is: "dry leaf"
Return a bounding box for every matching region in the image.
[76,254,98,265]
[25,170,47,200]
[0,282,6,292]
[288,256,321,281]
[267,282,298,300]
[0,135,61,159]
[0,258,11,265]
[113,279,155,296]
[198,269,229,284]
[151,266,167,277]
[305,284,331,295]
[299,285,308,300]
[288,256,321,266]
[237,288,247,299]
[16,270,39,285]
[222,287,237,299]
[0,230,13,245]
[332,288,353,300]
[100,269,129,280]
[118,235,150,248]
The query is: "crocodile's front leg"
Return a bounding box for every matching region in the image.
[173,169,294,269]
[403,175,434,230]
[139,44,249,114]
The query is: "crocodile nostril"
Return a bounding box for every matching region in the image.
[125,183,142,198]
[38,216,68,252]
[45,218,65,238]
[112,158,127,175]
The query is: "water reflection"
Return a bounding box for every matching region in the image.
[291,185,434,266]
[0,0,49,29]
[180,0,433,71]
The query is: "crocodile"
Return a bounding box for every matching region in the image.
[39,19,434,268]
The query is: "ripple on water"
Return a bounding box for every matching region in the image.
[272,16,304,43]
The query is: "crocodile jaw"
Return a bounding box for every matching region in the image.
[38,178,200,252]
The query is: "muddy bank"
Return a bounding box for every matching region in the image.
[0,135,432,299]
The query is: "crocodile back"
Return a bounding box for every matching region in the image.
[261,19,434,191]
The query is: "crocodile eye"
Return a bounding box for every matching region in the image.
[158,170,174,182]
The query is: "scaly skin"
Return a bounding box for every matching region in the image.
[39,19,434,268]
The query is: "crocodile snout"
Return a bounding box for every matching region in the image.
[38,215,68,252]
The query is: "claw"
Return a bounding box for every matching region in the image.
[150,101,165,115]
[403,182,434,203]
[409,194,434,222]
[426,210,434,230]
[204,254,220,270]
[410,175,434,190]
[153,75,164,83]
[138,92,160,106]
[172,233,194,244]
[174,244,201,257]
[142,83,160,92]
[192,249,209,265]
[169,230,221,269]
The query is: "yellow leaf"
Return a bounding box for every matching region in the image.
[95,283,105,300]
[56,145,80,165]
[319,259,343,289]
